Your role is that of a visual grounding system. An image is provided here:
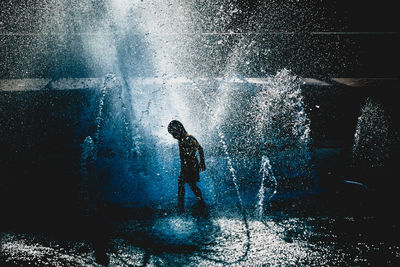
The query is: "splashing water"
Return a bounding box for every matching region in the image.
[261,71,310,153]
[251,69,312,218]
[72,1,315,214]
[352,98,396,168]
[79,75,110,214]
[79,73,141,207]
[93,74,110,145]
[256,156,277,220]
[190,81,246,211]
[79,136,96,215]
[252,69,311,151]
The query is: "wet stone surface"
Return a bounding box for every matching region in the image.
[1,208,399,266]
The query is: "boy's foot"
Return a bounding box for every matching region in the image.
[193,201,209,217]
[198,200,207,209]
[177,207,184,215]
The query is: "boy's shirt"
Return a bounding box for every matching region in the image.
[179,134,200,169]
[178,134,202,181]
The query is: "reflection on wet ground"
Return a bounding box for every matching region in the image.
[1,205,399,266]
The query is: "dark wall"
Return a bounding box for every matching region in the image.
[303,80,400,213]
[0,89,98,229]
[1,80,399,222]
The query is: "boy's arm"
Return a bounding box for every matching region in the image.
[190,136,206,171]
[198,144,206,171]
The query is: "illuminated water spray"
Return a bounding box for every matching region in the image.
[75,1,314,218]
[252,69,312,219]
[79,76,108,215]
[190,82,246,211]
[79,73,136,210]
[256,156,277,219]
[352,98,396,168]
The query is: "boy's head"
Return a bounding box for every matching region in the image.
[168,120,187,139]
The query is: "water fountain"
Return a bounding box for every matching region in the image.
[73,0,316,217]
[352,97,397,168]
[250,69,313,210]
[3,1,400,266]
[256,156,276,219]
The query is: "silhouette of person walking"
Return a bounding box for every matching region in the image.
[168,120,206,212]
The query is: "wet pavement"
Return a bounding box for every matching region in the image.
[1,205,399,266]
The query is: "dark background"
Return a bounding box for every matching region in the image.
[0,0,399,78]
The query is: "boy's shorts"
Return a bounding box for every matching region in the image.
[180,166,200,183]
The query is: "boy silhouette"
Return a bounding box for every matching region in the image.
[168,120,206,212]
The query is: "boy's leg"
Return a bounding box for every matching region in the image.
[188,182,204,203]
[178,177,185,212]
